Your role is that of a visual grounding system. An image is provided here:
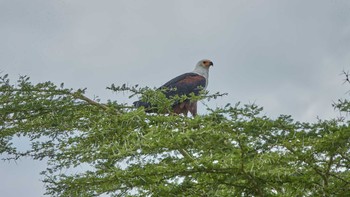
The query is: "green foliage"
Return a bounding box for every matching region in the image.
[1,74,350,196]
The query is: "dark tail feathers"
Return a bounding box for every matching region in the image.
[133,101,151,109]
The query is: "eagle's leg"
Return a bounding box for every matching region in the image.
[173,102,188,116]
[188,101,197,117]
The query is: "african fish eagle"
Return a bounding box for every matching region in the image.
[133,59,213,116]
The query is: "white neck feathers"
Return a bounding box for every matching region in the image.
[192,64,209,88]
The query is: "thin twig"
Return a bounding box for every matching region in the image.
[71,91,121,115]
[179,149,194,161]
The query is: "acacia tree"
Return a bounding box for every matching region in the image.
[0,74,349,196]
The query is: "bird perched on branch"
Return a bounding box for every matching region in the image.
[133,59,213,116]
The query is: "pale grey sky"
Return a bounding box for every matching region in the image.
[1,0,350,196]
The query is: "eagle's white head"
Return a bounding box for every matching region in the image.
[198,59,214,69]
[193,59,213,76]
[193,59,213,88]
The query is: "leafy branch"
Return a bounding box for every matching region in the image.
[1,74,350,196]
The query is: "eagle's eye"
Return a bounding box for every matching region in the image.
[203,61,207,64]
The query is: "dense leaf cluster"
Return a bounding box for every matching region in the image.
[1,74,349,196]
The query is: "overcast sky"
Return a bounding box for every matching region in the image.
[1,0,350,196]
